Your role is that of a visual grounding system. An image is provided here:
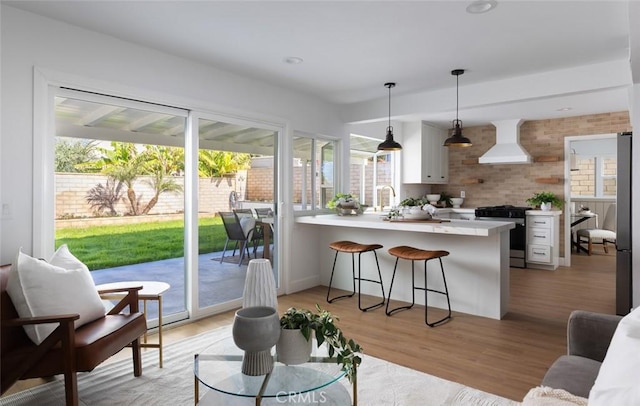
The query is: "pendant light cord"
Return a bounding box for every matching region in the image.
[388,84,392,130]
[456,73,459,122]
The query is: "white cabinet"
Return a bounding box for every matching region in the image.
[526,211,561,270]
[402,122,448,184]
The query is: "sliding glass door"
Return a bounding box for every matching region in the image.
[53,88,188,325]
[195,115,279,312]
[46,87,283,322]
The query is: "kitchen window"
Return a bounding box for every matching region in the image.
[570,154,617,198]
[292,134,337,211]
[349,133,395,209]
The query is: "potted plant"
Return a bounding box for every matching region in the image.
[439,192,453,208]
[327,193,363,215]
[526,191,563,211]
[399,196,429,207]
[277,304,362,383]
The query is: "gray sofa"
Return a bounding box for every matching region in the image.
[541,310,623,399]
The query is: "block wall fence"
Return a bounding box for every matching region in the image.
[55,161,390,224]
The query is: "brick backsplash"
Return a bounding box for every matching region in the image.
[430,111,631,257]
[431,111,630,209]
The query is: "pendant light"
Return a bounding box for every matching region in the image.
[444,69,472,147]
[377,82,402,151]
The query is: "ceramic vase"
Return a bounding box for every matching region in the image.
[276,328,313,365]
[541,202,552,211]
[232,306,280,376]
[242,259,278,309]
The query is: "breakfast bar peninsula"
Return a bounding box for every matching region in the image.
[291,213,514,320]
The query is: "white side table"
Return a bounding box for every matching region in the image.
[96,281,170,367]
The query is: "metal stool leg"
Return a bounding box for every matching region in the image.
[424,257,452,327]
[327,250,356,303]
[385,258,416,315]
[357,250,385,312]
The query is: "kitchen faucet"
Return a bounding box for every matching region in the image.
[376,185,396,212]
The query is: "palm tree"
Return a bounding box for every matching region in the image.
[198,150,251,178]
[82,142,146,215]
[140,146,184,215]
[86,177,125,216]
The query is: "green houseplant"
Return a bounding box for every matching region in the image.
[526,191,563,210]
[327,193,366,215]
[439,192,453,208]
[399,196,429,207]
[327,193,356,210]
[278,305,362,383]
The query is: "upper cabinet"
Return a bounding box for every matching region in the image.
[402,122,449,184]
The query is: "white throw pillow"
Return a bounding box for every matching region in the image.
[239,216,255,240]
[523,386,587,405]
[588,307,640,405]
[6,246,106,345]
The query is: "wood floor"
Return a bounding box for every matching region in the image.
[3,251,616,402]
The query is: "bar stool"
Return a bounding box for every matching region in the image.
[326,240,386,312]
[386,246,452,327]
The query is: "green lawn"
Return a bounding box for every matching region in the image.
[55,217,228,270]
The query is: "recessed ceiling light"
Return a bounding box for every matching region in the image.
[466,0,497,14]
[557,107,573,112]
[283,56,304,65]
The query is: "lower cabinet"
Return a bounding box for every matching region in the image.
[526,211,561,270]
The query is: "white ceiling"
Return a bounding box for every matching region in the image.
[6,1,639,128]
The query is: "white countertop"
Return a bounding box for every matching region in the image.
[295,213,513,237]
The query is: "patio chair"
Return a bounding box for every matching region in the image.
[233,208,254,216]
[254,208,274,218]
[253,208,274,256]
[219,211,253,265]
[234,209,264,257]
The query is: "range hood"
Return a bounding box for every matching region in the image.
[479,119,532,164]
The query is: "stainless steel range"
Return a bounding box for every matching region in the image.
[475,205,532,268]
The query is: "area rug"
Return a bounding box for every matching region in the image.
[0,325,518,406]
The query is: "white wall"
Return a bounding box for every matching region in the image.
[0,5,345,264]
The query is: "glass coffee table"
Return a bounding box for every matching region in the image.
[194,336,356,405]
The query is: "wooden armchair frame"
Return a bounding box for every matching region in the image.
[1,264,147,406]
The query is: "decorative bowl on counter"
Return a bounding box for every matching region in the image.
[337,208,355,216]
[403,211,432,220]
[450,198,464,208]
[426,194,440,205]
[401,206,432,220]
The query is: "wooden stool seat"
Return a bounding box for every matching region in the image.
[329,240,383,253]
[386,245,452,327]
[387,246,449,261]
[326,240,385,312]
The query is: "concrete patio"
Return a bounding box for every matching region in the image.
[91,245,276,323]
